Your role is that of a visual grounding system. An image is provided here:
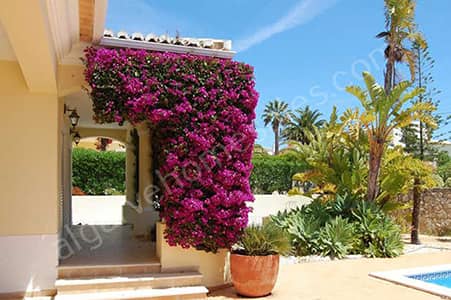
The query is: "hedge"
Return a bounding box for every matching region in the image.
[72,148,125,195]
[250,154,307,194]
[72,148,306,195]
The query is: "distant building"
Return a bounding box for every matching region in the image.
[430,140,451,156]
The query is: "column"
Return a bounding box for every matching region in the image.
[125,129,136,205]
[137,122,153,208]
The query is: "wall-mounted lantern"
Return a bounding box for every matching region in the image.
[64,104,81,145]
[73,132,81,145]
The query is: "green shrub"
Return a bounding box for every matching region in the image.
[72,148,126,195]
[446,178,451,188]
[351,201,403,258]
[233,222,292,256]
[438,161,451,182]
[250,155,307,194]
[271,194,404,258]
[431,174,444,188]
[318,216,355,259]
[286,213,322,256]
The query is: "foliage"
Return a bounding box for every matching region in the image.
[252,144,270,157]
[431,174,444,188]
[233,222,292,256]
[318,216,356,259]
[84,47,258,252]
[72,148,125,195]
[271,195,404,258]
[446,178,451,188]
[288,106,436,212]
[351,200,404,258]
[378,0,425,90]
[282,106,325,144]
[346,71,436,201]
[288,108,368,199]
[379,148,436,204]
[250,155,307,194]
[399,42,441,185]
[438,161,451,182]
[262,99,291,155]
[437,152,450,167]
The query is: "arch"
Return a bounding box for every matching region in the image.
[77,127,127,144]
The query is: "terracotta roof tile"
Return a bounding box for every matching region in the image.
[103,30,232,51]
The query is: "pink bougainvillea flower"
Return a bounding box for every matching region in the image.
[84,47,258,252]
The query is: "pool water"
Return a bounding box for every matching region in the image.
[409,271,451,289]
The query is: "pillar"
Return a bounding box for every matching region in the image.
[123,123,159,238]
[125,129,136,205]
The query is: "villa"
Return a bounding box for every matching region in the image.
[2,1,451,300]
[0,1,244,298]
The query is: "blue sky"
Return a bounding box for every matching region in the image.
[106,0,451,149]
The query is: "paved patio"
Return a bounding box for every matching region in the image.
[209,250,451,299]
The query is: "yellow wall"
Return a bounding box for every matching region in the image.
[156,222,230,287]
[0,61,59,235]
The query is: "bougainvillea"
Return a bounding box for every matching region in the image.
[84,47,258,252]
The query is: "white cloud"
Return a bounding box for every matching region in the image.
[234,0,339,52]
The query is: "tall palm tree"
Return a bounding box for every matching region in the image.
[346,72,435,202]
[377,0,425,92]
[262,100,291,155]
[283,106,325,144]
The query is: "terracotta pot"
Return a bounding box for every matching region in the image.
[230,253,280,297]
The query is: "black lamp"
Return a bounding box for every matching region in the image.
[68,110,80,128]
[64,104,81,144]
[73,132,81,145]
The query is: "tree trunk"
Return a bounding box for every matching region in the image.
[368,140,384,202]
[274,124,279,155]
[384,59,394,93]
[411,177,422,244]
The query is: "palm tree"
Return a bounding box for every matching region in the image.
[377,0,425,92]
[262,100,291,155]
[346,72,435,202]
[283,106,325,144]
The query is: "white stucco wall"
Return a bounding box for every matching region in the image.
[72,194,312,226]
[248,194,312,224]
[0,234,58,293]
[72,196,126,225]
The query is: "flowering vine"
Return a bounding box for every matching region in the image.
[84,47,258,252]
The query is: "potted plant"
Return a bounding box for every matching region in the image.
[230,221,291,297]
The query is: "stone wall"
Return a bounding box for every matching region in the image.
[395,188,451,236]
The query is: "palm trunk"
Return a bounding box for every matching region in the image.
[368,140,384,202]
[384,59,394,93]
[411,177,422,244]
[274,124,279,155]
[384,38,396,93]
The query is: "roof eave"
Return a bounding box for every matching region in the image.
[99,37,236,59]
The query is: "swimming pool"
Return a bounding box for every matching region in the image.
[409,271,451,289]
[370,264,451,299]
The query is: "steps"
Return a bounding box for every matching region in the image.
[53,286,208,300]
[58,262,162,278]
[54,266,208,299]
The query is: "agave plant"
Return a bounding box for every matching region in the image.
[233,222,292,256]
[318,216,356,259]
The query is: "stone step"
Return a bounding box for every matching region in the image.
[53,286,208,300]
[55,271,203,294]
[58,262,162,279]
